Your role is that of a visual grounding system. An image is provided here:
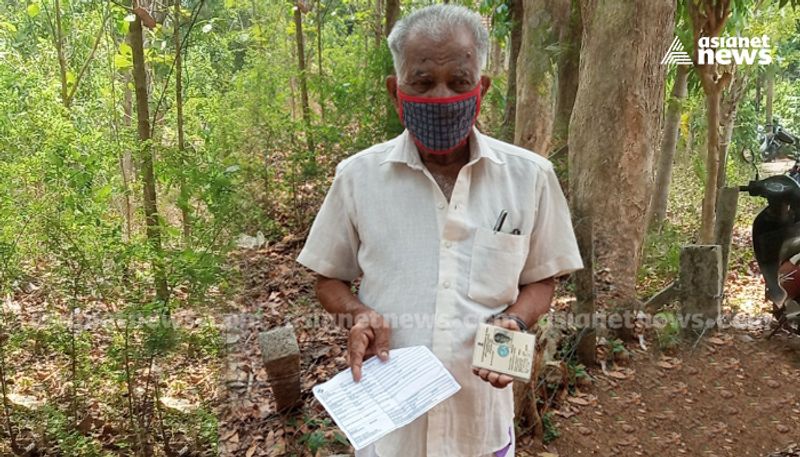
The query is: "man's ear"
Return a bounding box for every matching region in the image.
[480,75,492,97]
[386,75,398,103]
[386,75,401,115]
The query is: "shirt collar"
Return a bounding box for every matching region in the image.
[380,127,505,168]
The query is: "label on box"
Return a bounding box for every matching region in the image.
[472,322,536,382]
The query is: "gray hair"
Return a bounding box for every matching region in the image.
[387,5,489,79]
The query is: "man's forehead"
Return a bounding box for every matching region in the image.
[401,28,479,72]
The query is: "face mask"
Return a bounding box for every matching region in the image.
[397,83,482,155]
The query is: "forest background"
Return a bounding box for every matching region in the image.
[0,0,799,455]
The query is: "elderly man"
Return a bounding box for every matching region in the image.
[297,5,582,457]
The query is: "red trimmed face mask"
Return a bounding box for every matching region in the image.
[397,83,482,155]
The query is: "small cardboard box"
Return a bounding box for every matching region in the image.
[472,322,536,382]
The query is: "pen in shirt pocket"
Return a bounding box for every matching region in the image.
[492,210,508,233]
[493,210,522,235]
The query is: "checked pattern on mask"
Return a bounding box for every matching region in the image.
[402,95,478,152]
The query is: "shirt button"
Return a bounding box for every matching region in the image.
[454,203,461,210]
[442,280,451,289]
[444,241,452,248]
[437,203,445,210]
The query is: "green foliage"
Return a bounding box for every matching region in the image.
[41,407,108,457]
[609,338,627,355]
[479,0,513,45]
[181,319,223,359]
[638,222,685,296]
[654,311,682,350]
[542,412,560,444]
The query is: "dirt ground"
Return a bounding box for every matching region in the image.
[535,332,800,457]
[223,236,800,457]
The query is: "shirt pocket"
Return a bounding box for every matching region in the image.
[467,227,531,308]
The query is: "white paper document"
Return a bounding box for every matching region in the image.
[312,345,461,450]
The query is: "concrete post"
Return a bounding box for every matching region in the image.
[260,325,301,412]
[679,245,723,335]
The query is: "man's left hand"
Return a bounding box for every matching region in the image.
[472,318,519,389]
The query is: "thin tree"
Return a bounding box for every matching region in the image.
[551,0,582,153]
[385,0,400,36]
[129,4,169,303]
[650,64,690,229]
[500,0,522,142]
[316,0,326,121]
[717,68,749,190]
[174,0,191,242]
[687,0,734,243]
[514,0,569,155]
[42,0,110,109]
[765,65,774,131]
[293,0,312,148]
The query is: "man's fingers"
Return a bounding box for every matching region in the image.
[474,368,514,388]
[348,325,373,382]
[477,368,491,381]
[351,359,363,382]
[494,318,520,331]
[372,317,391,362]
[494,374,514,388]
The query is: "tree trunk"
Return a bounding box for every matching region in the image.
[650,64,689,229]
[551,0,582,152]
[293,1,312,149]
[699,79,721,244]
[383,0,403,136]
[500,0,523,142]
[685,120,694,155]
[573,200,596,364]
[765,67,774,132]
[569,0,674,316]
[514,0,568,155]
[717,72,748,190]
[122,76,135,241]
[53,0,68,108]
[374,0,383,48]
[316,0,325,121]
[174,0,190,243]
[384,0,400,37]
[754,70,763,115]
[490,36,502,75]
[130,14,169,303]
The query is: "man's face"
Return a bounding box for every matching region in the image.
[387,26,490,103]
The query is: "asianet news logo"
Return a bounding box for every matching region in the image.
[661,35,773,65]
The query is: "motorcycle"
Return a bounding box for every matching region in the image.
[759,121,797,162]
[739,168,800,336]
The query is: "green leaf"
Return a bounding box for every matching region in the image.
[95,184,112,200]
[27,3,41,17]
[114,53,132,69]
[0,21,18,32]
[117,17,130,35]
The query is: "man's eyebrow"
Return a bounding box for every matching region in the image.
[452,69,474,80]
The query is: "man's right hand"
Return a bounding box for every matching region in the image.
[347,308,391,382]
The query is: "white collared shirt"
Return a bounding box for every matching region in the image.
[298,128,583,456]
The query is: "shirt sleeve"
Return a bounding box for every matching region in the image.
[519,163,584,285]
[296,163,362,281]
